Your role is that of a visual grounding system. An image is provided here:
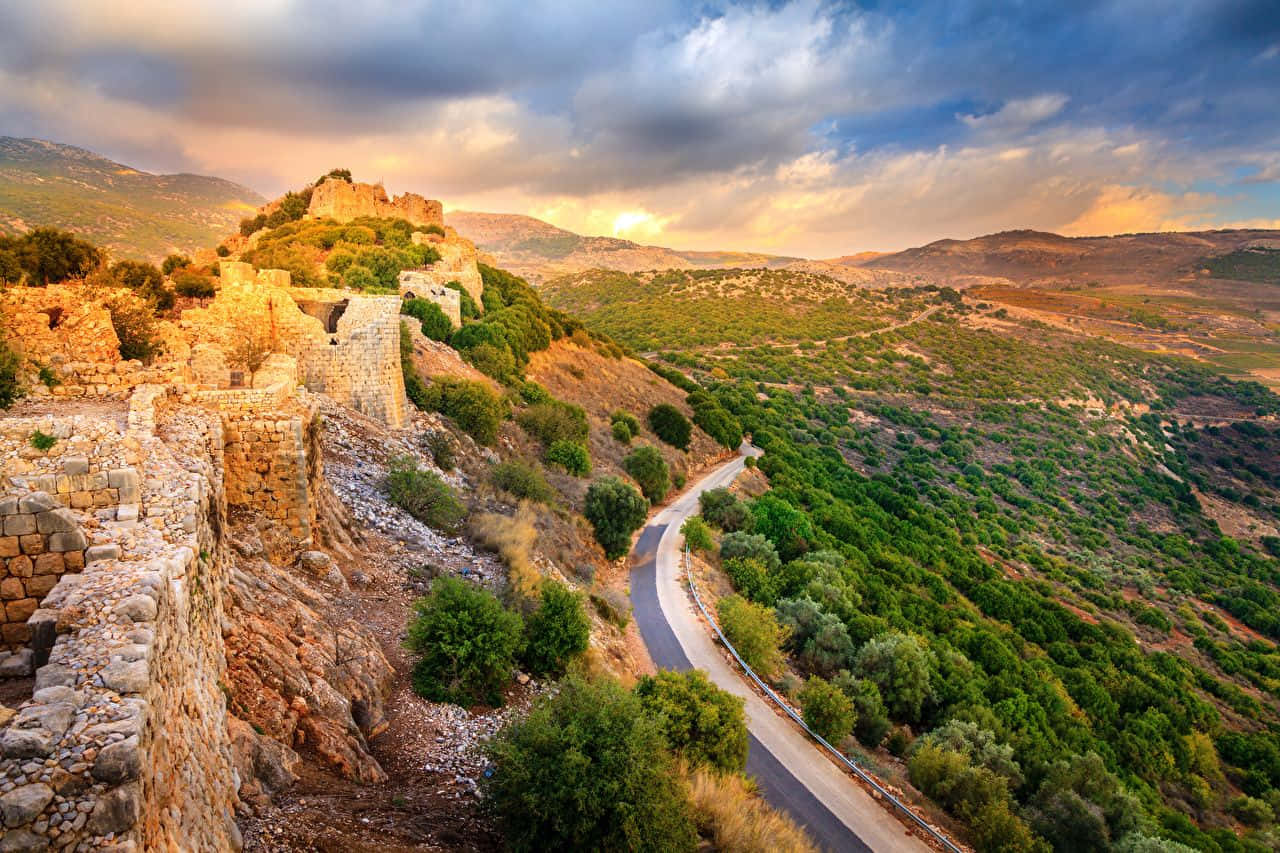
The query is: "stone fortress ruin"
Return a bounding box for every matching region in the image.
[0,204,487,848]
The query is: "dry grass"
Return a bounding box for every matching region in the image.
[685,765,818,853]
[469,502,540,600]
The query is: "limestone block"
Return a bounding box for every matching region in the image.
[4,599,36,624]
[1,516,35,538]
[17,535,41,555]
[31,554,62,575]
[0,783,53,828]
[7,558,31,579]
[62,457,89,477]
[45,530,85,553]
[0,580,22,600]
[34,509,77,535]
[0,539,17,559]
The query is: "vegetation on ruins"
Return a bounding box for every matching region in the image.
[0,335,22,409]
[385,454,466,533]
[583,476,648,559]
[483,674,698,852]
[402,296,453,342]
[0,227,102,286]
[407,575,524,706]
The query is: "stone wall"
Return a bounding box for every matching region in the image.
[0,494,86,652]
[221,407,316,542]
[307,179,443,229]
[410,228,485,309]
[0,391,240,851]
[397,272,462,328]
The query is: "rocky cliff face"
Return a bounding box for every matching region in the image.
[308,179,443,229]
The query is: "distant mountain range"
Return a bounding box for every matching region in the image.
[0,137,263,261]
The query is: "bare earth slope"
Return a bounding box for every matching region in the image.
[0,136,264,261]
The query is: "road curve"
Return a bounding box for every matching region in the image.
[630,450,931,853]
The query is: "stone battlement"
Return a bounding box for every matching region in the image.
[307,179,443,229]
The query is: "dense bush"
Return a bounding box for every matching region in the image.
[719,531,780,573]
[623,445,670,504]
[110,260,172,310]
[777,597,854,676]
[635,669,748,773]
[724,556,775,605]
[400,322,430,410]
[0,228,101,285]
[490,460,555,503]
[402,298,453,342]
[407,576,524,706]
[105,296,163,362]
[798,676,855,744]
[680,516,715,553]
[172,270,216,298]
[610,410,641,440]
[583,477,648,559]
[648,404,692,450]
[833,672,891,747]
[522,580,590,676]
[546,440,591,476]
[385,455,466,532]
[854,633,933,724]
[716,594,786,680]
[749,494,814,562]
[0,338,23,409]
[699,487,750,531]
[483,675,697,852]
[687,391,743,449]
[422,377,507,445]
[517,400,588,446]
[161,254,191,275]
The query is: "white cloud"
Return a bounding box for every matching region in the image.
[961,94,1070,134]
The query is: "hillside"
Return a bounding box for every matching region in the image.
[862,227,1280,288]
[0,137,263,261]
[447,210,798,282]
[536,260,1280,851]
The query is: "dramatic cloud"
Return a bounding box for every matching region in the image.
[0,0,1278,254]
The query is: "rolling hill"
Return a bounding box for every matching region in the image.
[0,137,264,261]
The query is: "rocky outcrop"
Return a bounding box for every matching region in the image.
[409,228,486,311]
[308,179,443,229]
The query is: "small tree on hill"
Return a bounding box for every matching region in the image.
[623,445,670,504]
[227,316,273,385]
[583,476,648,559]
[522,580,590,676]
[798,676,855,744]
[648,404,692,450]
[484,674,697,852]
[407,575,524,706]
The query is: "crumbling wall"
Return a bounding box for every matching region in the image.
[221,407,316,542]
[0,392,240,851]
[398,272,462,328]
[410,228,485,309]
[0,493,86,651]
[307,178,443,228]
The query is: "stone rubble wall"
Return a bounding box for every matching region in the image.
[221,410,315,542]
[0,391,239,851]
[0,494,87,652]
[410,228,485,310]
[397,272,462,328]
[306,179,443,229]
[0,288,123,368]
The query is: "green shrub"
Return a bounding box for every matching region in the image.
[699,488,749,531]
[635,669,748,773]
[400,321,429,410]
[723,556,776,605]
[0,340,23,410]
[161,254,191,275]
[29,430,56,451]
[6,227,101,284]
[105,296,163,362]
[798,676,855,744]
[484,674,697,852]
[610,410,640,439]
[173,270,216,298]
[402,297,453,342]
[517,400,588,446]
[342,264,377,290]
[1229,795,1273,826]
[425,431,455,471]
[522,580,590,676]
[325,249,355,275]
[690,400,743,449]
[519,381,552,405]
[490,460,554,503]
[743,456,757,469]
[611,420,633,443]
[110,260,172,310]
[546,440,591,476]
[716,594,786,680]
[623,445,670,504]
[407,576,524,706]
[720,531,780,573]
[648,404,692,450]
[854,633,933,724]
[36,365,59,389]
[386,455,466,532]
[833,673,891,748]
[680,516,715,553]
[583,477,648,559]
[423,377,507,445]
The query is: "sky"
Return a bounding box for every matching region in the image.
[1,0,1279,257]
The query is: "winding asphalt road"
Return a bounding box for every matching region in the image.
[630,450,931,853]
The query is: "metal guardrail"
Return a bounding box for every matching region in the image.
[683,543,963,853]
